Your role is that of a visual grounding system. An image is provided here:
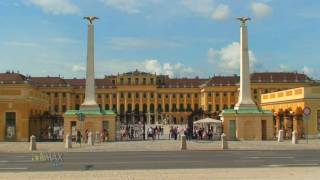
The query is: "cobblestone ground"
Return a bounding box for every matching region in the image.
[0,139,320,153]
[0,167,319,180]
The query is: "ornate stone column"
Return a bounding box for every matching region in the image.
[66,93,71,110]
[116,92,120,113]
[109,93,113,110]
[219,92,223,111]
[101,94,105,110]
[58,93,62,113]
[50,92,54,113]
[169,94,173,112]
[212,92,216,112]
[191,93,195,110]
[124,92,128,112]
[139,92,143,111]
[147,92,150,112]
[227,92,231,108]
[81,16,99,111]
[234,17,256,110]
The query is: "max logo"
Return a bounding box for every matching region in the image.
[32,152,63,167]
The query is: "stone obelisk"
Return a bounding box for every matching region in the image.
[234,17,256,110]
[81,16,100,111]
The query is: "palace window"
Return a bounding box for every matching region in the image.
[216,105,220,111]
[136,93,139,98]
[187,94,190,98]
[158,94,161,99]
[143,93,147,99]
[165,104,169,112]
[173,94,176,99]
[128,93,131,99]
[216,93,219,97]
[127,104,132,112]
[150,93,154,99]
[180,94,183,98]
[120,93,124,98]
[54,105,59,112]
[158,104,162,112]
[120,78,124,85]
[62,105,66,112]
[223,104,228,109]
[179,104,184,112]
[194,94,198,98]
[63,93,66,97]
[187,104,192,112]
[223,92,227,96]
[208,104,212,112]
[172,104,177,112]
[150,104,155,113]
[143,104,147,113]
[128,78,131,85]
[112,80,115,85]
[150,78,154,84]
[208,93,212,97]
[135,78,139,85]
[194,104,199,110]
[120,104,125,113]
[55,93,58,97]
[135,104,139,111]
[143,78,146,85]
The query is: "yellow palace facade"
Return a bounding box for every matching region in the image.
[0,70,317,141]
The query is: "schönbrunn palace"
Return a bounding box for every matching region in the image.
[1,70,320,141]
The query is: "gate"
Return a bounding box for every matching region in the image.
[117,123,145,141]
[29,113,64,142]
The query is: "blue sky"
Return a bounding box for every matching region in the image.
[0,0,319,79]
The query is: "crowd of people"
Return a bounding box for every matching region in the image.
[193,127,215,140]
[75,128,109,144]
[147,126,164,140]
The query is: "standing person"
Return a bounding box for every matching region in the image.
[84,129,89,143]
[100,129,105,142]
[130,126,134,140]
[148,127,153,140]
[169,126,173,140]
[157,126,160,140]
[174,127,178,140]
[76,130,82,144]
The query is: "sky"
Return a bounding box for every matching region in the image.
[0,0,319,79]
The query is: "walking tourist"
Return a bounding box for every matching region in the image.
[76,130,82,144]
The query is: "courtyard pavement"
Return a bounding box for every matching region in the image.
[0,167,319,180]
[0,139,320,153]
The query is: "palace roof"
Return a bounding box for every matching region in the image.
[0,71,314,88]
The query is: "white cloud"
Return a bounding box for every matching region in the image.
[181,0,215,16]
[106,37,184,50]
[302,66,314,76]
[5,41,39,48]
[250,2,272,19]
[144,59,193,78]
[72,65,85,72]
[26,0,80,15]
[211,4,230,21]
[278,64,291,72]
[208,42,258,74]
[100,0,160,14]
[50,37,79,44]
